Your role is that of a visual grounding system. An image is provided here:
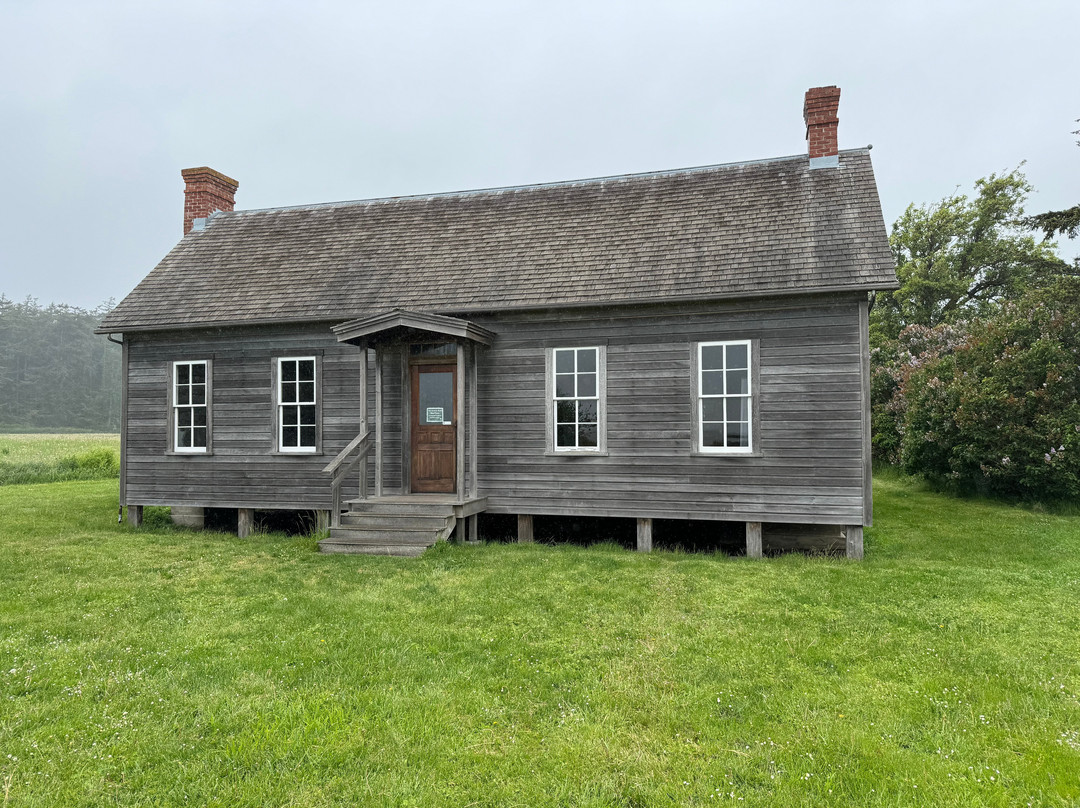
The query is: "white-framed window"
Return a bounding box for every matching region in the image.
[547,346,607,454]
[697,340,753,453]
[172,360,210,453]
[277,356,318,453]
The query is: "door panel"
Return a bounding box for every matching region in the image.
[411,364,456,493]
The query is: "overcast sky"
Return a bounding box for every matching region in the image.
[1,0,1077,310]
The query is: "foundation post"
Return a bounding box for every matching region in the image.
[517,514,533,543]
[636,517,653,552]
[746,521,763,558]
[846,525,864,560]
[128,505,143,527]
[238,508,254,538]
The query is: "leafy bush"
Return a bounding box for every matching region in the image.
[875,281,1080,500]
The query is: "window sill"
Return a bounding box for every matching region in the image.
[691,451,763,458]
[166,450,214,457]
[544,450,609,458]
[270,450,324,457]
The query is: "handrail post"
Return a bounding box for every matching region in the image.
[322,430,371,529]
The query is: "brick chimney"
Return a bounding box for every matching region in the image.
[803,86,841,168]
[181,167,239,234]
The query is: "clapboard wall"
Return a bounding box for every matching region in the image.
[121,292,871,526]
[123,323,364,510]
[465,292,871,526]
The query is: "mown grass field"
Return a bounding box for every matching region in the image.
[1,473,1078,806]
[0,433,119,485]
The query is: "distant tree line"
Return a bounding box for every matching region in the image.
[0,296,121,431]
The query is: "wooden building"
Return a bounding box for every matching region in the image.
[98,86,897,557]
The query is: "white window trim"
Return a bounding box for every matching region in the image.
[545,346,607,455]
[276,356,319,454]
[171,360,210,454]
[696,339,754,455]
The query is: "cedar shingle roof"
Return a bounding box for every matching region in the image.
[99,149,897,332]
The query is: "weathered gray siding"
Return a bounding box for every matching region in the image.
[124,324,363,509]
[122,293,870,525]
[467,293,868,525]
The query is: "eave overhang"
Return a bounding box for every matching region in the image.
[331,308,496,347]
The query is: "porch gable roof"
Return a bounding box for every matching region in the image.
[331,308,496,346]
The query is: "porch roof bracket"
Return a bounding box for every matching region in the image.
[331,308,495,347]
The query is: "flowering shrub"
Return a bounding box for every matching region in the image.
[873,280,1080,501]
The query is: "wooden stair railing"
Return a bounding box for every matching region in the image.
[322,430,371,527]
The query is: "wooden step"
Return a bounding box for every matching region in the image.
[326,526,448,543]
[345,500,457,516]
[319,500,458,555]
[337,513,452,530]
[318,542,427,557]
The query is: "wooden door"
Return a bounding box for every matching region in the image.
[411,363,456,493]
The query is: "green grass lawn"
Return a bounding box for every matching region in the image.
[0,433,119,485]
[1,477,1078,807]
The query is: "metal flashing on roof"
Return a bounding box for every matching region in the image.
[809,154,840,170]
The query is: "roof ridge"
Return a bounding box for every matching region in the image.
[216,148,872,219]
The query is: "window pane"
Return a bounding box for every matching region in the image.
[726,369,748,395]
[577,349,597,372]
[418,371,453,421]
[556,400,575,424]
[727,422,749,447]
[281,383,297,403]
[282,406,298,426]
[577,373,596,398]
[191,363,205,384]
[702,422,726,448]
[177,364,190,385]
[299,405,317,426]
[702,398,725,422]
[726,396,749,422]
[282,426,298,447]
[300,426,317,447]
[555,350,574,373]
[192,385,206,405]
[299,382,315,403]
[193,427,207,448]
[178,427,191,447]
[727,343,748,369]
[701,345,724,371]
[178,408,191,427]
[555,373,575,398]
[556,424,576,447]
[578,424,598,447]
[177,386,190,405]
[282,361,296,382]
[701,370,724,395]
[410,343,456,357]
[193,407,207,427]
[578,400,598,423]
[298,360,315,382]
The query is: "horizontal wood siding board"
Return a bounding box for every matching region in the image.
[481,501,863,523]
